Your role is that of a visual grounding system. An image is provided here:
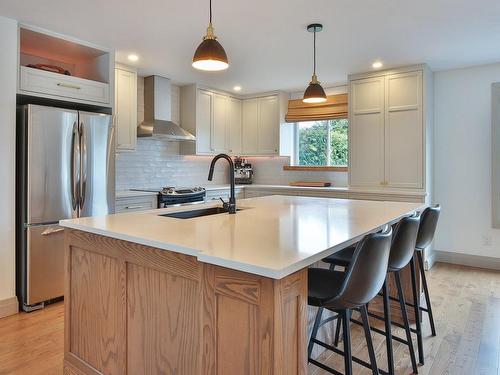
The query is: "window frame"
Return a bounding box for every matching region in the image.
[290,118,349,170]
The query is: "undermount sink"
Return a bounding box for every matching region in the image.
[159,206,243,219]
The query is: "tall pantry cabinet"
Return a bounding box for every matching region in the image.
[348,65,433,196]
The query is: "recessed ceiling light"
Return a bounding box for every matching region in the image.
[372,61,383,69]
[128,54,139,62]
[233,86,242,91]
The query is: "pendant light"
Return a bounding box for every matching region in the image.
[192,0,229,71]
[303,23,327,103]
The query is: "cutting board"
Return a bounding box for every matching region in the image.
[289,181,332,187]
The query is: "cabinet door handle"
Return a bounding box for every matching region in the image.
[125,205,143,209]
[57,82,81,90]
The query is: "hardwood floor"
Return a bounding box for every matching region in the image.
[0,300,63,375]
[1,262,499,375]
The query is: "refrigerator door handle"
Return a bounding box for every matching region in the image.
[70,121,80,213]
[41,226,65,236]
[79,121,87,211]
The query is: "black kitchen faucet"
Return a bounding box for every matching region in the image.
[208,154,237,214]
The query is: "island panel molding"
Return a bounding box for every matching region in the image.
[64,229,308,375]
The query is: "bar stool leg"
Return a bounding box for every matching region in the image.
[410,257,424,365]
[308,307,324,358]
[360,305,378,375]
[417,250,437,336]
[395,271,419,374]
[342,309,353,375]
[382,278,395,375]
[333,312,342,347]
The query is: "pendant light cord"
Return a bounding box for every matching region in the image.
[209,0,212,23]
[313,29,316,76]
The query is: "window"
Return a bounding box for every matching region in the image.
[294,119,348,167]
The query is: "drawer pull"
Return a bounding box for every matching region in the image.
[57,82,81,90]
[125,205,143,209]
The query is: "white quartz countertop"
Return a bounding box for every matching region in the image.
[61,196,425,279]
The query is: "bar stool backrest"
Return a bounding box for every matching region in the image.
[327,228,392,309]
[415,205,441,250]
[388,215,421,271]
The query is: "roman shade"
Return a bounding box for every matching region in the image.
[285,93,348,122]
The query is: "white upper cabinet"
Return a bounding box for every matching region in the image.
[349,77,385,188]
[18,25,113,106]
[242,98,259,154]
[228,97,242,154]
[257,96,280,154]
[384,71,423,189]
[180,86,236,155]
[349,65,430,191]
[114,66,137,151]
[195,89,213,154]
[180,85,285,156]
[211,93,229,152]
[241,95,283,156]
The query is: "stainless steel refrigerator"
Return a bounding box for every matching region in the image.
[17,104,115,311]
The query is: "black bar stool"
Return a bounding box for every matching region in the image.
[322,215,421,375]
[410,204,440,363]
[308,227,393,375]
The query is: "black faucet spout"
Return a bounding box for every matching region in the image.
[208,154,236,214]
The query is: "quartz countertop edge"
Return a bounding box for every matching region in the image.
[60,196,426,279]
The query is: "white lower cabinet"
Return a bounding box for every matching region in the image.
[115,195,157,213]
[349,66,429,192]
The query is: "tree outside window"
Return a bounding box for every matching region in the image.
[296,119,348,166]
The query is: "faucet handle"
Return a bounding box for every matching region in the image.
[220,197,236,214]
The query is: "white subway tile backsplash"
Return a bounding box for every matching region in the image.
[116,138,228,190]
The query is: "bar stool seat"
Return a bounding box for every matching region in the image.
[308,269,346,305]
[323,247,354,268]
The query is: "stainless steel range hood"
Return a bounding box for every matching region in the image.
[137,75,195,141]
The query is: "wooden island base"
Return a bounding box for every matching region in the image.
[63,229,308,375]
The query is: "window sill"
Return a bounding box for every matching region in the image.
[283,166,348,172]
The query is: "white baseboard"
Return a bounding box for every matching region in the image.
[434,250,500,271]
[426,252,437,270]
[0,296,19,319]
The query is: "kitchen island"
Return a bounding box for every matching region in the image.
[60,195,425,375]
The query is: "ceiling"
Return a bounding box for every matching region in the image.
[3,0,500,94]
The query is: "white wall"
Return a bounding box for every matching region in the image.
[434,63,500,258]
[0,16,18,305]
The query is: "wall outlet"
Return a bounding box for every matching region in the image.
[482,234,493,246]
